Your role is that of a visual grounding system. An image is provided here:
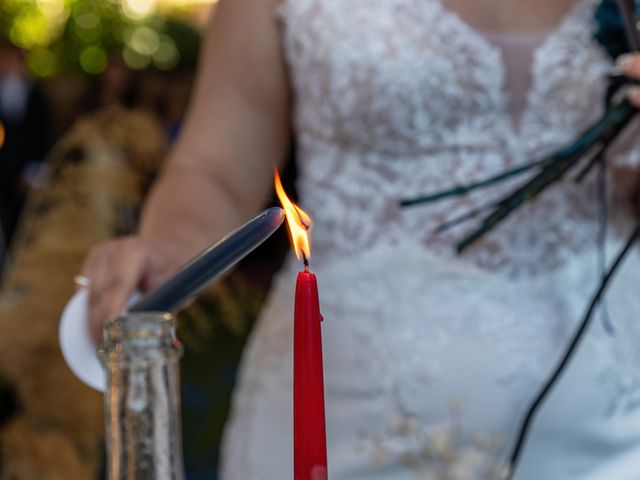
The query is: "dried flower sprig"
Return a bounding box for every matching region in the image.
[401,100,638,251]
[399,158,549,208]
[456,100,637,252]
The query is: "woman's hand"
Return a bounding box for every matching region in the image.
[81,235,186,345]
[616,53,640,107]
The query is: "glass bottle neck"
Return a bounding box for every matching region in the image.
[101,312,185,480]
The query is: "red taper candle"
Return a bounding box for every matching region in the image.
[273,168,328,479]
[294,262,327,480]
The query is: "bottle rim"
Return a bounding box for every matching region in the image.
[99,311,182,362]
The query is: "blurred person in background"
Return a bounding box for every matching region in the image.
[88,56,138,111]
[0,40,50,270]
[81,1,640,479]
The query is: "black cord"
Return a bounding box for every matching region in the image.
[400,158,549,207]
[597,153,615,335]
[504,218,640,479]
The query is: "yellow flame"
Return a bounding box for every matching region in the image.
[0,122,5,149]
[274,168,312,262]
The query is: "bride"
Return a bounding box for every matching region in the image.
[82,0,640,478]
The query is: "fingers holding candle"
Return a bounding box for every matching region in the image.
[81,236,179,345]
[615,53,640,107]
[616,53,640,75]
[627,86,640,107]
[78,207,285,347]
[128,207,285,313]
[81,237,143,345]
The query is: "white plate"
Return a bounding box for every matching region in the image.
[59,289,105,391]
[59,289,140,392]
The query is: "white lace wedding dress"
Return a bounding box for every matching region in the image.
[221,1,640,478]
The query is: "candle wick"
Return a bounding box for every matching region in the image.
[302,252,309,271]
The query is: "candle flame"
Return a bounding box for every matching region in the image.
[274,169,312,262]
[0,122,5,150]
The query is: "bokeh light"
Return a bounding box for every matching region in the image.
[122,0,157,20]
[153,36,179,70]
[10,12,57,49]
[73,3,100,29]
[79,45,108,74]
[129,26,159,55]
[5,0,69,50]
[26,48,61,77]
[1,0,207,77]
[36,0,68,20]
[122,45,151,70]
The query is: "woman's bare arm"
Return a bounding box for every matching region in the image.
[82,0,291,341]
[143,0,290,252]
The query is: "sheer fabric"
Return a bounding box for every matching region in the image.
[482,31,548,126]
[221,1,640,479]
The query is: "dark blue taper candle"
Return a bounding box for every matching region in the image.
[129,207,285,313]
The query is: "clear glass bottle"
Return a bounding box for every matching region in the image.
[99,312,185,480]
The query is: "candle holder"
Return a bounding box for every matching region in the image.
[99,311,185,480]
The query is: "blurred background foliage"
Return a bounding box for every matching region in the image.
[0,0,207,77]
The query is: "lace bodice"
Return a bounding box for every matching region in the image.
[278,0,636,277]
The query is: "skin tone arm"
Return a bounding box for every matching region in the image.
[81,0,290,343]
